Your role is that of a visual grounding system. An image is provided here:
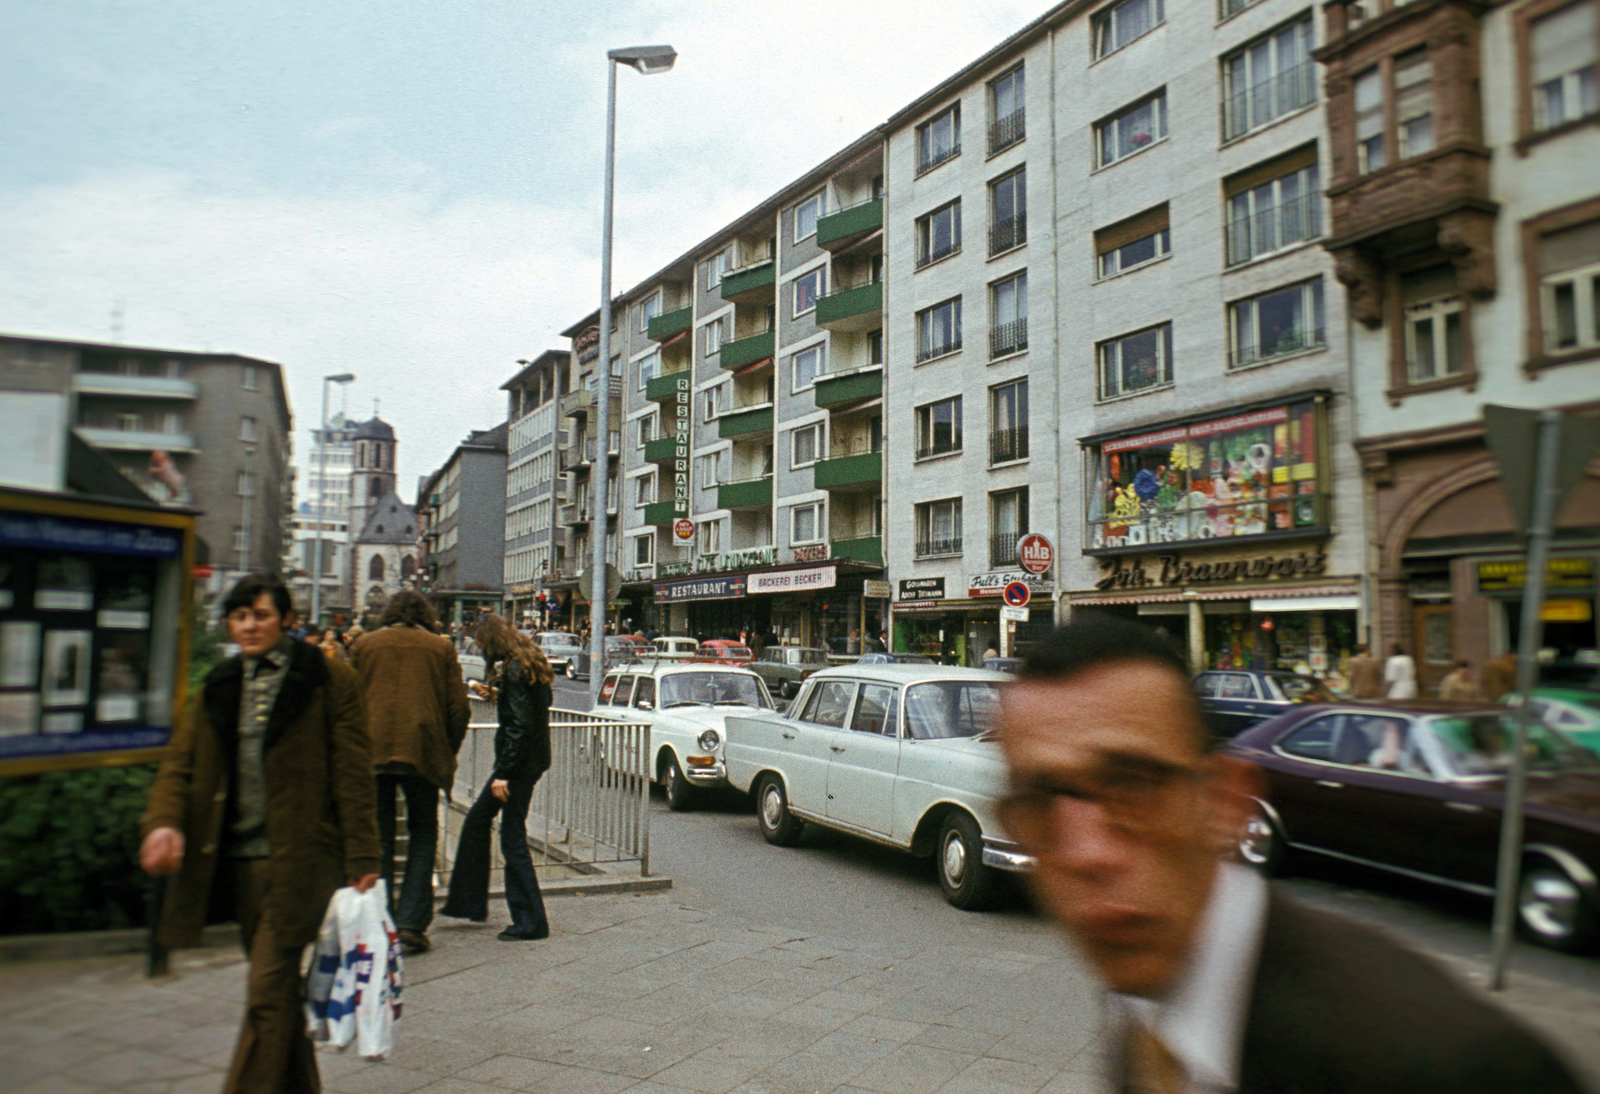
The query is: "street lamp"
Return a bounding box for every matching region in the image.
[311,372,356,628]
[590,43,676,700]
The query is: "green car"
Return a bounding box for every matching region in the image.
[1507,689,1600,759]
[748,646,831,700]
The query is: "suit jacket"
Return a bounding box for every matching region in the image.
[1233,891,1585,1093]
[140,642,380,949]
[350,623,471,790]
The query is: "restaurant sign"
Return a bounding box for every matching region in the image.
[1476,557,1594,595]
[1096,548,1329,591]
[654,574,748,603]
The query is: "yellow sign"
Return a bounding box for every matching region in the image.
[1543,599,1593,623]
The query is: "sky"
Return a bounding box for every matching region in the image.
[1,0,1049,495]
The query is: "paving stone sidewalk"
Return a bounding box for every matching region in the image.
[2,887,1595,1094]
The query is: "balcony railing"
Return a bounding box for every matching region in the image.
[816,197,884,250]
[1223,60,1316,142]
[1228,327,1327,370]
[916,141,961,177]
[989,427,1029,465]
[989,318,1028,359]
[915,536,963,558]
[1225,193,1321,267]
[988,109,1025,155]
[915,440,962,459]
[989,213,1026,256]
[990,531,1022,567]
[915,240,961,270]
[916,335,962,364]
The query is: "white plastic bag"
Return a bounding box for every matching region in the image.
[303,880,403,1059]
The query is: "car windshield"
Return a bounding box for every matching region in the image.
[541,634,580,647]
[660,672,770,708]
[903,680,1005,740]
[1428,715,1600,777]
[797,649,829,665]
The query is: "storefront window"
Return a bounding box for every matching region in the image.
[1086,400,1324,551]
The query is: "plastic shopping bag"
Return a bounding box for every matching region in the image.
[304,880,403,1059]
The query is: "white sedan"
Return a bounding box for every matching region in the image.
[722,664,1032,909]
[592,662,779,811]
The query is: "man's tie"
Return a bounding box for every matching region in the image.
[1126,1020,1187,1094]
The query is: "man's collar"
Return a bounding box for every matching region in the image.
[245,634,296,670]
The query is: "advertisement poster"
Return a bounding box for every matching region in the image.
[0,620,40,687]
[41,630,92,708]
[0,693,39,737]
[35,557,95,612]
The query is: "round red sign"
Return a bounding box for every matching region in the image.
[1002,581,1032,608]
[1017,533,1054,575]
[673,518,695,542]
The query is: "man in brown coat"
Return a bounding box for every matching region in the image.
[351,589,470,954]
[1483,650,1519,701]
[1347,643,1384,699]
[141,573,379,1094]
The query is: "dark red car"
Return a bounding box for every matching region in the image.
[692,640,754,667]
[1224,701,1600,952]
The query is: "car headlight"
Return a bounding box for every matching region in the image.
[698,729,721,751]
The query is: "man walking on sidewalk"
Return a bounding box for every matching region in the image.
[351,589,471,955]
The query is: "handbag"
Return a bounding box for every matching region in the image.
[304,880,403,1059]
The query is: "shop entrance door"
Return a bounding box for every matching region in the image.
[1411,604,1454,697]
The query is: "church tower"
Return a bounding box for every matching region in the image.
[349,416,397,553]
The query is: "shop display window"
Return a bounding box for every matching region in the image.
[1086,399,1324,551]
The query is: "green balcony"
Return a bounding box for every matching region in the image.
[814,282,882,333]
[646,305,692,342]
[813,368,883,409]
[720,260,775,303]
[813,450,881,492]
[718,405,774,439]
[719,330,774,371]
[718,475,773,510]
[830,536,883,565]
[642,500,685,526]
[645,370,691,404]
[816,199,883,251]
[643,435,686,465]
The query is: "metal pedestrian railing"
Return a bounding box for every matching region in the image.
[441,698,653,880]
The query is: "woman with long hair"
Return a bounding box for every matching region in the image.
[439,613,554,940]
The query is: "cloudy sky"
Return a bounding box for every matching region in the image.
[1,0,1048,493]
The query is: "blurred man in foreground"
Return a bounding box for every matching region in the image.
[996,614,1584,1094]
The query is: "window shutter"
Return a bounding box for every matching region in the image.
[1540,219,1600,275]
[1400,265,1459,305]
[1223,143,1320,198]
[1095,203,1171,254]
[1532,1,1597,84]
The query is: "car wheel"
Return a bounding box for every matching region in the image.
[1517,857,1598,953]
[936,812,997,911]
[1237,803,1287,876]
[755,774,804,847]
[565,661,576,680]
[663,754,695,813]
[781,680,796,700]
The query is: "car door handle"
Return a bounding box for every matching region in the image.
[781,732,796,740]
[830,745,846,752]
[1446,801,1485,813]
[1315,779,1344,789]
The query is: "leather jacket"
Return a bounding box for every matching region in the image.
[492,661,552,780]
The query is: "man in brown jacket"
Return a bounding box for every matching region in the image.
[1347,643,1384,699]
[140,573,379,1094]
[1484,650,1519,701]
[351,590,471,954]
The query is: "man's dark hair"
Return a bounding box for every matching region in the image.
[380,589,439,630]
[1019,612,1214,749]
[222,572,293,620]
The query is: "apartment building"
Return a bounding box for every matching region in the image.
[418,422,508,628]
[1316,0,1600,690]
[500,350,570,627]
[288,410,357,622]
[549,313,623,627]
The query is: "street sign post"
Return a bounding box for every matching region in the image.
[1017,533,1053,576]
[1483,405,1600,991]
[1000,604,1029,623]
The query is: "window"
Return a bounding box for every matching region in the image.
[1229,278,1326,368]
[703,383,727,422]
[794,191,826,242]
[1225,153,1320,266]
[239,416,257,442]
[1098,323,1174,399]
[989,169,1027,256]
[1096,204,1170,277]
[703,314,727,356]
[236,470,255,497]
[1223,18,1315,141]
[705,248,731,290]
[1354,67,1385,173]
[1531,2,1598,131]
[640,294,661,332]
[1221,0,1265,19]
[699,449,724,488]
[634,474,656,507]
[1097,92,1168,167]
[990,273,1028,358]
[1539,218,1600,355]
[791,502,824,545]
[917,201,962,268]
[698,519,721,555]
[791,422,823,468]
[852,684,900,737]
[369,554,385,581]
[990,488,1029,567]
[638,413,658,448]
[634,676,656,710]
[1095,0,1165,58]
[241,365,258,390]
[868,329,884,365]
[793,268,826,316]
[1401,267,1466,382]
[916,499,963,557]
[916,396,963,458]
[633,534,654,567]
[802,680,856,727]
[917,104,961,174]
[989,66,1026,153]
[117,412,142,432]
[1394,50,1434,158]
[917,298,963,362]
[990,379,1029,464]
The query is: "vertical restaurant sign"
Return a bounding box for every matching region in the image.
[670,374,691,518]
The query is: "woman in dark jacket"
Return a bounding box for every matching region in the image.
[440,613,554,940]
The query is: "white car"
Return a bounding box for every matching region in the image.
[592,662,778,811]
[456,637,486,683]
[648,636,701,663]
[722,664,1032,909]
[536,632,583,674]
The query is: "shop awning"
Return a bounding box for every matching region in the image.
[1070,582,1357,607]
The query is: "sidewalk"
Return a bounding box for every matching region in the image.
[2,885,1595,1094]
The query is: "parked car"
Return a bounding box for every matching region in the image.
[649,636,702,663]
[1508,688,1600,759]
[722,664,1031,909]
[456,637,486,683]
[1194,669,1333,738]
[980,657,1023,674]
[693,640,754,666]
[566,635,651,680]
[536,632,583,674]
[1224,701,1600,951]
[857,652,936,666]
[591,662,777,811]
[747,646,831,699]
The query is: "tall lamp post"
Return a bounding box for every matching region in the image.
[311,372,356,628]
[590,43,677,700]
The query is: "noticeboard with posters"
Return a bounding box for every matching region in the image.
[0,489,193,775]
